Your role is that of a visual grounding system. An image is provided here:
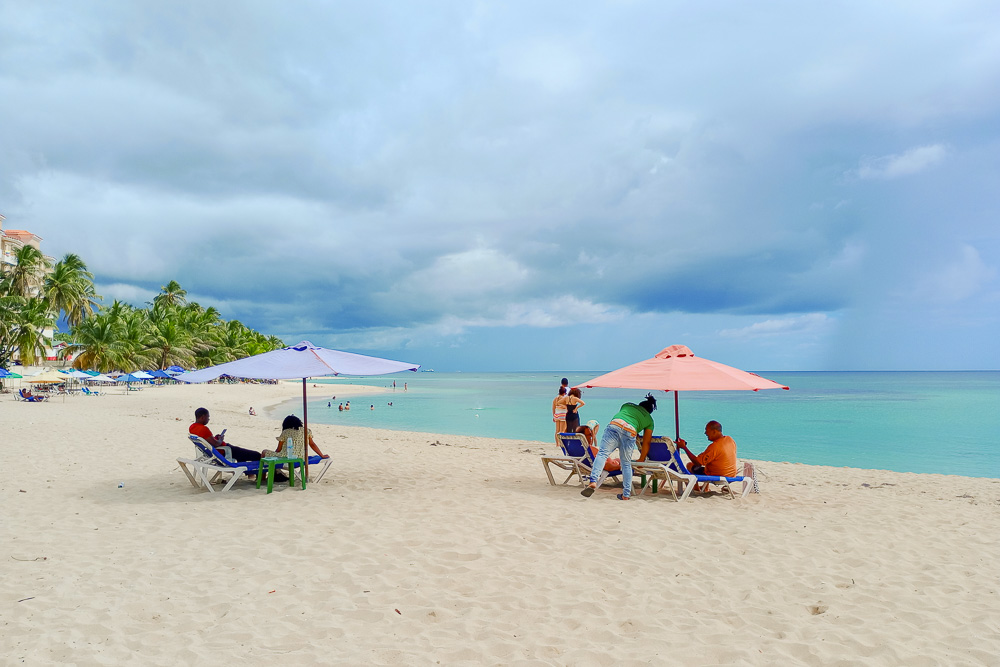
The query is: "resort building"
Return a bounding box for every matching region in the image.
[1,213,60,362]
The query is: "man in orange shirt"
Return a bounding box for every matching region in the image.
[676,420,738,478]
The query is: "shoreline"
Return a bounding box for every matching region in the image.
[3,382,1000,663]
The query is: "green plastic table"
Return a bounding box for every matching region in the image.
[257,457,306,493]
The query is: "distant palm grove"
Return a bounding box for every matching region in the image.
[0,245,284,372]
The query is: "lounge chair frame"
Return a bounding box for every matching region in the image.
[178,435,332,493]
[541,433,620,490]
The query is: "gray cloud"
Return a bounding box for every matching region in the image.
[3,1,999,369]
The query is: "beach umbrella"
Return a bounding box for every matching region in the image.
[25,369,69,383]
[67,370,94,380]
[149,369,173,379]
[132,371,155,380]
[178,341,420,475]
[88,374,118,383]
[166,365,185,373]
[0,369,23,379]
[581,344,789,440]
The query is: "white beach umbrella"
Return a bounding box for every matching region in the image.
[178,341,420,475]
[132,371,155,380]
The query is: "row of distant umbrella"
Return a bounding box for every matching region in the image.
[0,366,191,383]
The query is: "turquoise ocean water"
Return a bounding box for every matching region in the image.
[284,371,1000,478]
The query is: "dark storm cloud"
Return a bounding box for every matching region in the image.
[2,1,999,368]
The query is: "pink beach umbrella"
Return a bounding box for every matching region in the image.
[581,344,789,440]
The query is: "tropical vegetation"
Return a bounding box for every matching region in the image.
[1,249,284,372]
[1,246,96,367]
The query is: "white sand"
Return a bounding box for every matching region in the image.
[3,381,999,665]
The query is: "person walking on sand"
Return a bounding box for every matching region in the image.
[552,386,569,444]
[581,394,656,501]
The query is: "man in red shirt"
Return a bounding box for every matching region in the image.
[189,407,265,465]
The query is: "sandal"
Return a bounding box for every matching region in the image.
[616,493,630,501]
[581,486,596,498]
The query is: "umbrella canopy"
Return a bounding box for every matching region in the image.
[149,369,174,379]
[178,341,421,383]
[88,374,118,383]
[581,344,788,440]
[117,373,144,382]
[178,341,420,475]
[25,369,68,383]
[132,371,155,380]
[67,370,95,379]
[166,365,186,373]
[0,369,23,379]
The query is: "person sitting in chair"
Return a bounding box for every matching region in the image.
[676,420,738,478]
[575,421,620,472]
[263,415,330,460]
[189,407,264,464]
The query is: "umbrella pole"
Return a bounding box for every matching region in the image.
[674,391,680,442]
[302,378,309,480]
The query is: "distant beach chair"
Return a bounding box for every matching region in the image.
[541,432,621,489]
[18,389,47,402]
[81,386,102,396]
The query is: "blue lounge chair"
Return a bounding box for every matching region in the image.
[666,438,754,501]
[178,435,331,493]
[81,386,102,396]
[18,389,47,402]
[632,436,680,500]
[541,432,622,489]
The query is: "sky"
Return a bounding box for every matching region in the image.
[2,1,999,371]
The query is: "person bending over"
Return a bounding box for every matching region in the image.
[676,420,738,478]
[189,407,263,464]
[581,394,656,500]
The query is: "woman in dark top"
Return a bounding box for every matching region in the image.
[565,387,585,432]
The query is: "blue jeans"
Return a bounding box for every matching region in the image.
[588,424,634,498]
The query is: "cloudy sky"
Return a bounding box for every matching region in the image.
[2,1,998,371]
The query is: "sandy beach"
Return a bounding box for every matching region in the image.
[3,380,999,665]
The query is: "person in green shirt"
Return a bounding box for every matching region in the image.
[581,394,657,500]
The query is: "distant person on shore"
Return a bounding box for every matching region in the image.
[249,407,256,416]
[338,403,343,411]
[581,394,656,500]
[263,415,329,460]
[552,386,569,444]
[676,421,738,478]
[565,387,585,432]
[189,407,263,465]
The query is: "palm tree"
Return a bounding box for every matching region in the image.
[44,253,101,327]
[8,297,56,365]
[152,280,188,309]
[146,312,197,370]
[4,245,51,297]
[67,313,129,372]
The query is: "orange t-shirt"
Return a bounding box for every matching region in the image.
[189,423,221,451]
[694,435,738,477]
